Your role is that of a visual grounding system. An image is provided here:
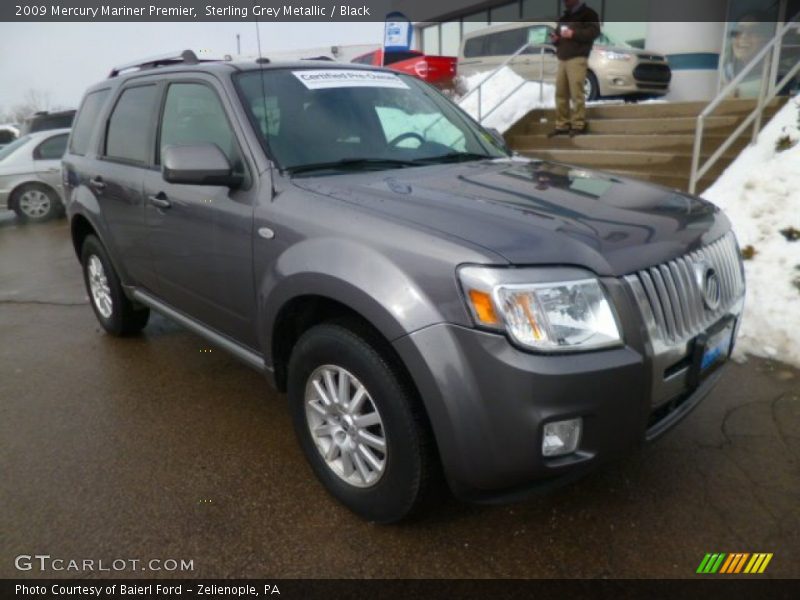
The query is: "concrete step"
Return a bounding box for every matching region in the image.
[508,133,750,158]
[513,97,785,124]
[521,115,740,135]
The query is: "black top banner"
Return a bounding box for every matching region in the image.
[1,0,795,22]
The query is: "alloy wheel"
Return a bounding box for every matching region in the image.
[87,255,113,319]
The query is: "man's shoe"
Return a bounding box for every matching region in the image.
[547,128,570,138]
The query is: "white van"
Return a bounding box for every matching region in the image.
[458,22,671,100]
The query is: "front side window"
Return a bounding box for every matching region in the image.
[0,135,31,162]
[236,69,507,173]
[158,82,244,176]
[105,85,159,164]
[34,134,68,160]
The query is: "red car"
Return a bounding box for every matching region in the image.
[351,49,457,89]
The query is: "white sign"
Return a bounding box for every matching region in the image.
[292,70,410,90]
[384,20,411,50]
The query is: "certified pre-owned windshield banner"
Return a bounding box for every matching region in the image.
[2,0,787,22]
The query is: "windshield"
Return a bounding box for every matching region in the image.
[0,134,30,162]
[235,68,508,173]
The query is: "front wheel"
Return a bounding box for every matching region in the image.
[81,234,150,336]
[287,323,437,523]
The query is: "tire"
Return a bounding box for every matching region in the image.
[80,234,150,336]
[12,183,61,223]
[287,322,437,523]
[584,71,599,101]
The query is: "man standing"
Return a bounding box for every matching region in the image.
[548,0,600,137]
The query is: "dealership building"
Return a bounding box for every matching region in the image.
[399,0,799,100]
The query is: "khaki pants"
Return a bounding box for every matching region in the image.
[555,56,589,130]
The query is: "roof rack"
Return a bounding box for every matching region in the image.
[108,49,225,78]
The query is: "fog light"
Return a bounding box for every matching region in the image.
[542,418,582,457]
[612,77,626,86]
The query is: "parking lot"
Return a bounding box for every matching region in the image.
[1,213,798,579]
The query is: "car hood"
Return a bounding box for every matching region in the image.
[291,158,730,277]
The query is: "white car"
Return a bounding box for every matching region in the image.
[0,128,69,222]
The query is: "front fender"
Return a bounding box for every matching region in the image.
[258,237,450,365]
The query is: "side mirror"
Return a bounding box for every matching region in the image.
[485,127,509,152]
[162,144,243,188]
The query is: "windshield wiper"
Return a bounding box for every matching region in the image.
[286,158,421,175]
[412,152,495,165]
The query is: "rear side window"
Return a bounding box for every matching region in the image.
[352,52,375,65]
[34,134,68,160]
[384,51,422,65]
[30,114,74,133]
[105,85,159,164]
[487,29,527,56]
[70,89,110,156]
[463,37,485,58]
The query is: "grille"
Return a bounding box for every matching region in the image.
[633,63,672,84]
[624,232,745,344]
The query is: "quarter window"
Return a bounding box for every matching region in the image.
[34,134,68,160]
[105,85,159,164]
[70,89,110,156]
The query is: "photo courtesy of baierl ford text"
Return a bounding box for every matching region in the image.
[1,0,799,598]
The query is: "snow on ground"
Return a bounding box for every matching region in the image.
[702,97,800,367]
[455,67,666,132]
[457,68,556,133]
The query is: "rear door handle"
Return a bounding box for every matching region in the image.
[148,192,172,210]
[89,176,106,191]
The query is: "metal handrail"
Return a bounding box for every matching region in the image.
[458,42,556,123]
[689,16,800,193]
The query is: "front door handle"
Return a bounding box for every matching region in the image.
[148,192,172,210]
[89,176,106,191]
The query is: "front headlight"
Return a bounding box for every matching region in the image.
[598,49,633,61]
[459,266,622,352]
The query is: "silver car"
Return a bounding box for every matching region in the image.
[0,128,69,222]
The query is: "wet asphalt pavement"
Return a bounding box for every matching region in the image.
[1,213,798,579]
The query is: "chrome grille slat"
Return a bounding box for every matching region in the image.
[626,232,744,344]
[650,267,677,340]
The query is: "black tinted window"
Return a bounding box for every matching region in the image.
[464,37,485,58]
[487,29,527,56]
[70,90,109,155]
[34,134,68,160]
[351,52,375,65]
[105,85,159,164]
[159,83,243,174]
[31,114,74,133]
[384,51,421,65]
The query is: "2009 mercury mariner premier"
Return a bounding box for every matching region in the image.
[63,50,745,522]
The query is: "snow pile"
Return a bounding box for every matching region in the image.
[457,68,556,133]
[703,98,800,366]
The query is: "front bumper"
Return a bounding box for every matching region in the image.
[393,281,741,502]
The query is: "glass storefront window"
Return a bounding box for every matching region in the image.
[462,11,489,36]
[522,0,558,20]
[422,25,440,55]
[490,2,520,24]
[441,21,461,56]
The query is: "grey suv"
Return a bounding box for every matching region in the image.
[63,51,745,522]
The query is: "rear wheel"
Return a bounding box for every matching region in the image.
[80,235,149,336]
[287,322,437,523]
[12,183,61,223]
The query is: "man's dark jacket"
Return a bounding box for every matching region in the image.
[555,3,601,60]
